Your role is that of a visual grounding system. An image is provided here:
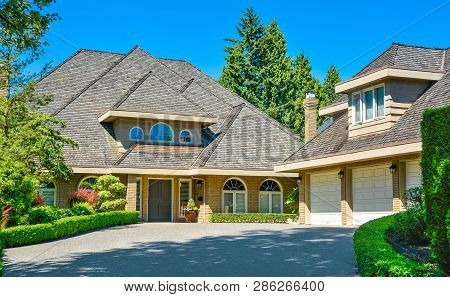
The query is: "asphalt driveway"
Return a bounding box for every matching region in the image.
[3,223,357,277]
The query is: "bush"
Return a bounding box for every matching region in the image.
[405,187,423,210]
[0,211,139,249]
[31,193,45,207]
[93,175,127,211]
[210,213,297,223]
[28,206,58,224]
[386,209,430,245]
[68,189,98,207]
[70,202,95,216]
[421,106,450,273]
[353,215,442,276]
[285,186,299,214]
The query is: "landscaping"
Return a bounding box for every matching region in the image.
[210,213,298,223]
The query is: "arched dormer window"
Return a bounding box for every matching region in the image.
[129,127,144,141]
[149,123,174,143]
[179,130,193,144]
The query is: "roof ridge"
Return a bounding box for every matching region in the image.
[112,70,153,110]
[157,57,188,62]
[191,104,244,167]
[392,43,400,66]
[37,49,83,83]
[392,42,448,51]
[52,46,139,116]
[179,59,302,143]
[353,44,396,77]
[79,48,126,56]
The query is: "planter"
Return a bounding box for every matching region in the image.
[185,210,198,223]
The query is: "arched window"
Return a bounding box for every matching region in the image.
[149,123,174,143]
[259,179,283,213]
[179,130,193,144]
[78,176,98,190]
[222,178,247,213]
[38,182,57,206]
[129,127,144,141]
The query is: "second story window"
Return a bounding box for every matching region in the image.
[150,123,173,143]
[352,85,385,124]
[179,130,193,144]
[129,127,144,141]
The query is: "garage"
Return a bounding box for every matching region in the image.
[310,172,341,225]
[352,165,393,225]
[405,160,421,190]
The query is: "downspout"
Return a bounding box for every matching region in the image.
[191,177,206,223]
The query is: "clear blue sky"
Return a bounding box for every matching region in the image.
[31,0,450,81]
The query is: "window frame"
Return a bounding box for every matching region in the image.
[38,182,57,207]
[149,122,175,144]
[259,179,283,213]
[222,177,248,213]
[179,129,193,145]
[352,83,386,124]
[129,126,144,141]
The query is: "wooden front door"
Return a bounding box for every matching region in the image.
[148,179,172,222]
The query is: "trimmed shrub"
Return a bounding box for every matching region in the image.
[93,175,127,212]
[28,206,57,224]
[210,213,297,223]
[386,208,429,245]
[0,211,139,249]
[70,202,95,216]
[68,189,98,207]
[97,199,127,212]
[353,215,442,276]
[421,105,450,273]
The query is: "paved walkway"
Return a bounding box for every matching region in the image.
[4,223,357,276]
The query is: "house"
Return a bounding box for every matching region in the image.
[35,46,302,222]
[275,43,450,225]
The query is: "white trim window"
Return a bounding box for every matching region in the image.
[352,84,385,124]
[259,179,283,213]
[129,126,144,141]
[179,130,193,144]
[179,179,192,218]
[149,122,174,143]
[38,182,57,206]
[222,178,247,213]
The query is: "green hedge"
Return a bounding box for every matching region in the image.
[421,105,450,273]
[210,213,297,223]
[353,215,442,276]
[0,211,139,249]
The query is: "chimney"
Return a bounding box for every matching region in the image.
[303,90,318,143]
[0,74,7,98]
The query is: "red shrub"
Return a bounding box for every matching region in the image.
[1,205,14,229]
[69,189,98,207]
[32,193,45,207]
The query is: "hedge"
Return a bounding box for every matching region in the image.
[421,105,450,273]
[353,215,442,276]
[210,213,297,223]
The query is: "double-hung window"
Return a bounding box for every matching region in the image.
[352,85,385,124]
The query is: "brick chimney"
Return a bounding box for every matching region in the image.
[303,90,318,143]
[0,75,7,98]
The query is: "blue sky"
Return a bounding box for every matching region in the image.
[31,0,450,81]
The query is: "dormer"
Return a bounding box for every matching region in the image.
[327,43,446,138]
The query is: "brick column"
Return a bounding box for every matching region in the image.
[392,160,402,213]
[197,204,212,223]
[299,172,310,224]
[0,76,8,98]
[125,175,137,211]
[341,168,353,225]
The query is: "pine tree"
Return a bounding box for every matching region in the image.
[317,65,341,126]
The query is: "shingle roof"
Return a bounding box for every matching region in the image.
[321,94,348,110]
[285,44,450,164]
[37,46,302,170]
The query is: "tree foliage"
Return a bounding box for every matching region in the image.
[219,8,341,138]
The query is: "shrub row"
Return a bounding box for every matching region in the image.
[353,215,442,276]
[210,213,297,223]
[386,208,430,246]
[0,211,139,249]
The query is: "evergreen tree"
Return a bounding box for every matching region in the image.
[317,65,341,126]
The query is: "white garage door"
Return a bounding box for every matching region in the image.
[310,172,341,225]
[406,160,421,190]
[352,165,393,225]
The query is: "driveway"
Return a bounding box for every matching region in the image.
[3,223,357,277]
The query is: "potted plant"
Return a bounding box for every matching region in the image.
[184,198,198,223]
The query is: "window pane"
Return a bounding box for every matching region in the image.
[259,193,270,213]
[235,193,246,213]
[180,130,192,143]
[353,93,361,122]
[150,123,173,142]
[130,128,143,140]
[179,181,190,217]
[364,90,374,120]
[271,194,282,213]
[375,87,384,117]
[42,190,55,206]
[224,193,234,213]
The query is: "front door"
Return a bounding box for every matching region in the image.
[148,179,172,222]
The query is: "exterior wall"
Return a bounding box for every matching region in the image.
[297,153,420,225]
[113,118,203,150]
[346,79,429,138]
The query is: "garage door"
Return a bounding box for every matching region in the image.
[310,172,341,225]
[352,165,393,225]
[406,160,421,190]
